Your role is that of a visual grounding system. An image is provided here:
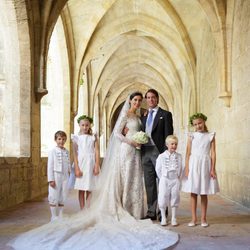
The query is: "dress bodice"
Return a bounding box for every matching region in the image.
[190,132,215,157]
[125,115,142,139]
[72,134,95,156]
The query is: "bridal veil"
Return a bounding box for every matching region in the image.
[9,95,178,250]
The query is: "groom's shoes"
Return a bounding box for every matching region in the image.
[142,215,157,221]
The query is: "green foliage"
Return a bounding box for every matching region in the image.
[189,113,207,126]
[77,115,93,124]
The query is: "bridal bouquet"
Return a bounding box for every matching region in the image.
[132,131,149,149]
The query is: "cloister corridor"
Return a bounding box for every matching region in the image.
[0,0,250,249]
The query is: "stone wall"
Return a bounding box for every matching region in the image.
[197,0,250,208]
[0,157,48,211]
[220,0,250,207]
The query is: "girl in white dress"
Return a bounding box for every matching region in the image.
[72,115,100,209]
[182,113,219,227]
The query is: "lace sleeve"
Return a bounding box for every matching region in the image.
[113,115,133,145]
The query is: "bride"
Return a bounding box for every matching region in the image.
[8,92,178,250]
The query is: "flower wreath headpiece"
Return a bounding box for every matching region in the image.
[189,113,207,126]
[77,115,93,124]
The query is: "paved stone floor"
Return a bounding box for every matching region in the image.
[0,191,249,250]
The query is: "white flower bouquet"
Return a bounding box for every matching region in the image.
[132,131,149,149]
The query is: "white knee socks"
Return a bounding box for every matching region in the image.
[171,207,178,226]
[160,208,167,226]
[58,206,64,218]
[50,206,58,221]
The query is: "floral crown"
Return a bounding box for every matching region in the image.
[77,115,93,124]
[189,113,207,125]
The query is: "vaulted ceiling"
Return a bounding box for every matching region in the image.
[24,0,229,128]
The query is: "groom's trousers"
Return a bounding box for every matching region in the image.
[142,145,159,218]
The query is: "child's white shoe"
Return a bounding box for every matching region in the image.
[188,221,196,227]
[201,222,209,227]
[171,218,178,226]
[160,217,167,226]
[51,216,58,222]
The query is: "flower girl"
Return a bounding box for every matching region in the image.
[182,113,219,227]
[72,115,100,209]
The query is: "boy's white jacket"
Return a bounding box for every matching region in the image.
[155,151,182,179]
[47,147,70,182]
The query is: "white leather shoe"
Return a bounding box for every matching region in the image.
[188,221,196,227]
[201,222,209,227]
[171,218,178,226]
[51,216,58,222]
[161,217,167,226]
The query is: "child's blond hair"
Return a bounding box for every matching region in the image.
[165,135,178,145]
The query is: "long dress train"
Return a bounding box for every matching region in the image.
[8,97,179,250]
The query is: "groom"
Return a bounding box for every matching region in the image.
[141,89,173,220]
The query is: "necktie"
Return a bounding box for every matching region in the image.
[146,109,154,131]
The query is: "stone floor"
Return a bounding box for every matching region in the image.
[0,191,249,250]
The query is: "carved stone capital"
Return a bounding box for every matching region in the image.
[219,92,232,107]
[35,88,48,102]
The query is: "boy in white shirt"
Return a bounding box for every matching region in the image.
[156,135,182,226]
[47,131,71,221]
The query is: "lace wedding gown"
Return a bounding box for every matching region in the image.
[114,114,144,219]
[8,98,178,250]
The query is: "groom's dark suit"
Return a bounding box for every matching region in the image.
[141,107,173,219]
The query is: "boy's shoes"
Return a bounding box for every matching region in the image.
[171,218,178,226]
[51,216,58,222]
[158,209,168,222]
[188,221,196,227]
[201,222,209,227]
[160,217,167,226]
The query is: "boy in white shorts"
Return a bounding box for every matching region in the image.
[156,135,182,226]
[47,131,71,221]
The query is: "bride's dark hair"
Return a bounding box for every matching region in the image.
[129,91,143,100]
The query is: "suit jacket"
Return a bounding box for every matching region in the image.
[141,107,173,154]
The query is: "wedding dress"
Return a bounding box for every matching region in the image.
[114,113,144,219]
[8,96,178,250]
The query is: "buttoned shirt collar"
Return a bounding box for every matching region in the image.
[164,150,176,157]
[149,106,159,113]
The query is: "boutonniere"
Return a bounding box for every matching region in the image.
[159,117,163,119]
[143,110,148,116]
